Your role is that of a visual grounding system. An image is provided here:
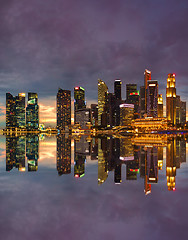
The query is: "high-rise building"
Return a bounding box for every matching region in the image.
[144,69,151,113]
[98,79,108,126]
[176,95,186,126]
[166,73,176,125]
[74,86,86,111]
[119,103,134,126]
[147,80,158,117]
[126,84,137,102]
[126,84,140,119]
[6,93,17,129]
[6,93,26,130]
[140,86,145,118]
[26,93,39,130]
[75,108,91,129]
[158,94,163,118]
[16,93,26,128]
[114,79,122,100]
[107,93,116,127]
[57,88,71,131]
[91,104,98,126]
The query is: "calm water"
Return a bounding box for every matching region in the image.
[0,134,188,240]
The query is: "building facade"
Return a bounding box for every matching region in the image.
[166,74,176,125]
[98,79,108,126]
[57,88,71,131]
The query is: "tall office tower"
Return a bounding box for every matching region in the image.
[98,138,108,185]
[107,93,116,127]
[26,93,39,130]
[6,93,26,129]
[144,69,151,113]
[126,84,137,102]
[176,95,181,125]
[98,79,108,126]
[166,138,176,191]
[166,73,176,125]
[26,135,39,171]
[16,93,26,128]
[158,94,163,117]
[74,86,86,111]
[56,134,71,176]
[75,108,91,129]
[6,93,17,129]
[147,80,158,117]
[57,88,71,131]
[91,104,98,126]
[126,84,140,119]
[180,101,186,125]
[114,79,122,100]
[119,103,134,126]
[140,86,145,118]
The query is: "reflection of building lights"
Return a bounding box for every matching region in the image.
[19,167,26,172]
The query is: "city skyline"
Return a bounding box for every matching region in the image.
[0,0,188,127]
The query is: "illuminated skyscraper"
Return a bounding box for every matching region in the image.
[176,95,186,126]
[74,86,86,121]
[6,93,17,129]
[144,69,151,113]
[166,73,176,125]
[126,84,137,101]
[140,86,145,118]
[114,79,122,100]
[147,80,158,117]
[91,104,98,126]
[158,94,163,118]
[6,93,26,129]
[119,103,134,126]
[16,93,26,128]
[98,79,108,126]
[26,93,39,130]
[126,84,140,119]
[57,88,71,131]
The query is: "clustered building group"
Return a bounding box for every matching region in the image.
[57,69,186,132]
[5,69,186,133]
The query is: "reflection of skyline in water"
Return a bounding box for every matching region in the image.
[4,134,187,194]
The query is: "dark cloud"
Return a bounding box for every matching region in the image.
[0,0,187,117]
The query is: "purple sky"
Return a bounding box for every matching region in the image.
[0,0,188,126]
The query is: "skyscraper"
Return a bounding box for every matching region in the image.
[126,84,137,102]
[147,80,158,117]
[6,93,26,130]
[140,86,145,118]
[74,86,86,111]
[57,88,71,131]
[158,94,163,118]
[119,103,134,126]
[114,79,122,100]
[98,79,108,126]
[144,69,151,113]
[6,93,17,129]
[26,93,39,130]
[166,73,176,125]
[126,84,140,119]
